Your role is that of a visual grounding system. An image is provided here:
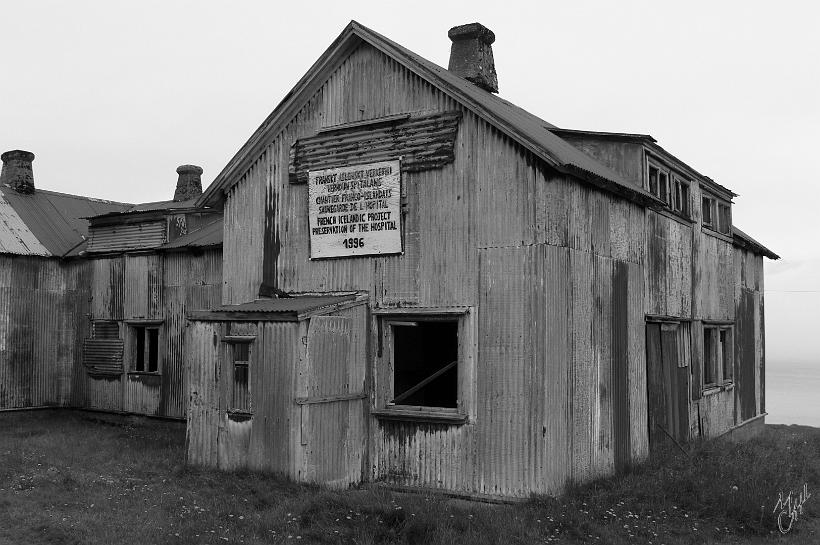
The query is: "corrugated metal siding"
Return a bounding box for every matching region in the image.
[645,212,692,318]
[87,221,166,253]
[215,42,653,497]
[0,256,89,410]
[79,249,222,418]
[186,320,222,467]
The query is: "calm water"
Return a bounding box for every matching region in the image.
[766,362,820,426]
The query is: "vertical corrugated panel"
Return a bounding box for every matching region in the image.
[736,288,757,421]
[123,373,162,414]
[611,261,630,471]
[246,321,299,476]
[124,254,149,319]
[186,320,222,467]
[0,256,89,410]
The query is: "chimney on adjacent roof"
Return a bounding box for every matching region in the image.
[174,164,203,202]
[0,150,36,194]
[448,23,498,93]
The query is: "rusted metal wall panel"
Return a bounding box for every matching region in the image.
[645,212,692,317]
[736,288,757,421]
[86,221,166,253]
[0,256,89,410]
[223,156,265,305]
[695,233,734,321]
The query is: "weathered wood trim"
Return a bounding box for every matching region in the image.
[188,310,300,322]
[221,335,257,343]
[295,392,367,405]
[372,306,470,316]
[372,408,467,424]
[289,111,461,184]
[701,226,734,244]
[317,113,410,134]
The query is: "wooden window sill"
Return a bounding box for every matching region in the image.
[128,371,161,376]
[372,407,467,424]
[227,411,253,422]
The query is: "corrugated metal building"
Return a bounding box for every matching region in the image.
[0,155,223,419]
[184,21,779,499]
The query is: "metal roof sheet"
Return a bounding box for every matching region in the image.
[189,294,360,322]
[199,21,658,208]
[0,186,130,256]
[159,217,223,250]
[733,226,779,260]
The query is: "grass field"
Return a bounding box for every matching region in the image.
[0,410,818,544]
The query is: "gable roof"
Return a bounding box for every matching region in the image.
[0,186,130,257]
[199,21,659,208]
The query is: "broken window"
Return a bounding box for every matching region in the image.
[672,176,690,217]
[131,325,160,373]
[227,339,253,413]
[390,319,459,409]
[648,164,671,205]
[702,195,715,227]
[717,202,732,235]
[703,325,733,390]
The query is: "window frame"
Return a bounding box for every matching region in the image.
[127,322,162,375]
[372,307,475,424]
[702,324,733,393]
[671,175,691,218]
[701,189,732,236]
[647,162,671,206]
[223,335,255,416]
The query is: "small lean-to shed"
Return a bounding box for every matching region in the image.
[186,294,368,487]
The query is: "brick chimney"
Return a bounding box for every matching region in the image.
[448,23,498,93]
[174,164,203,202]
[0,150,36,194]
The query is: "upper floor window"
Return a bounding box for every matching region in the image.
[702,192,731,235]
[648,160,691,220]
[672,176,691,218]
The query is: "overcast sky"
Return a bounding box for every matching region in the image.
[1,1,817,369]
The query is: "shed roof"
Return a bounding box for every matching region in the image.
[199,21,659,209]
[159,217,223,250]
[188,294,361,322]
[733,226,779,260]
[0,186,130,257]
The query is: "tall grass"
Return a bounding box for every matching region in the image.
[1,410,817,544]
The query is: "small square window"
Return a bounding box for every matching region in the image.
[375,308,473,424]
[131,325,160,373]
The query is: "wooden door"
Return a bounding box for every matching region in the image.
[646,322,689,449]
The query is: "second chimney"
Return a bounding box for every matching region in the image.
[0,150,36,194]
[174,165,203,202]
[448,23,498,93]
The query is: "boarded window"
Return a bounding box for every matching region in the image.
[229,341,252,413]
[132,325,160,373]
[93,321,119,339]
[391,320,458,408]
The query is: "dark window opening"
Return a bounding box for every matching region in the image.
[672,178,690,217]
[230,342,251,413]
[392,320,458,408]
[648,165,659,196]
[658,171,669,204]
[133,326,159,373]
[703,328,716,386]
[718,202,731,235]
[702,196,714,226]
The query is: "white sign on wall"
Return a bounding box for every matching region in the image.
[308,160,402,259]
